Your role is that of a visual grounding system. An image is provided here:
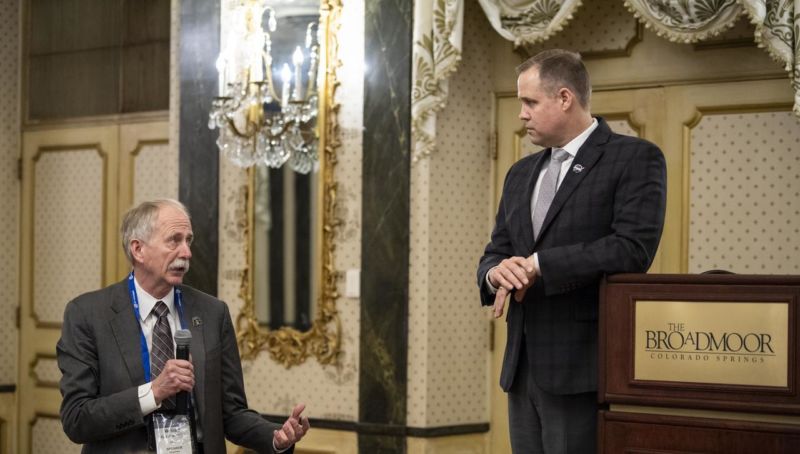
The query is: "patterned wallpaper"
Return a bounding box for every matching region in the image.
[33,150,104,325]
[32,357,61,387]
[0,0,19,384]
[31,417,81,454]
[407,0,493,427]
[133,142,179,205]
[217,0,364,422]
[689,111,800,274]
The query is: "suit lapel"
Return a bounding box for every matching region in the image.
[536,119,611,243]
[178,287,206,419]
[109,281,146,385]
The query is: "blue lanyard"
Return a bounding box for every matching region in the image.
[127,272,186,382]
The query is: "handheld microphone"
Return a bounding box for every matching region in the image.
[174,329,192,415]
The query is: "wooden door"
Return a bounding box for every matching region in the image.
[17,119,171,453]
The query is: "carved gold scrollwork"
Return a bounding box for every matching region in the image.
[236,0,343,368]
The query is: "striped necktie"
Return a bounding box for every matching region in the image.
[151,301,175,409]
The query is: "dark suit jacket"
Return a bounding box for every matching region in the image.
[57,279,288,454]
[477,117,667,395]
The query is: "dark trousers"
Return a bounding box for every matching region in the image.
[507,343,598,453]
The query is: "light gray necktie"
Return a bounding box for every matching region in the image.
[532,148,570,239]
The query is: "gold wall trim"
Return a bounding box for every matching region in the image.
[681,103,793,273]
[29,354,59,389]
[29,144,108,329]
[236,0,343,368]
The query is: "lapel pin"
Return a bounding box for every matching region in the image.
[572,164,584,173]
[192,316,203,327]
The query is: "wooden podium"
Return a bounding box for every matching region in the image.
[598,274,800,453]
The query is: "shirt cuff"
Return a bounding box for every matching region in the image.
[485,266,500,294]
[273,438,291,453]
[138,382,160,416]
[532,253,541,276]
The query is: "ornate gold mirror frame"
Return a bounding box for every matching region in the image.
[236,0,342,368]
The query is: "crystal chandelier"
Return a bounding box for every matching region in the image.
[208,0,319,174]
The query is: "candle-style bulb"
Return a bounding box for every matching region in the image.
[281,64,292,84]
[267,8,277,32]
[280,63,292,107]
[292,46,304,66]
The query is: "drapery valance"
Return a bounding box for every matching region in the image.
[411,0,464,163]
[477,0,583,47]
[740,0,800,116]
[411,0,800,163]
[624,0,743,43]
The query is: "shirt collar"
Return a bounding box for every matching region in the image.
[133,276,175,322]
[559,118,598,158]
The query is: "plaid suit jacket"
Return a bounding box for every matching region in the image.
[477,117,667,394]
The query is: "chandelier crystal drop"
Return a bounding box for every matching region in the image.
[208,0,320,174]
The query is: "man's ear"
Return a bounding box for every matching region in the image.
[130,239,144,263]
[558,87,574,111]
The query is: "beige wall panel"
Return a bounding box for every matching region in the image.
[133,141,175,203]
[30,415,80,454]
[688,110,800,274]
[120,120,174,207]
[407,433,489,454]
[0,393,17,454]
[33,149,103,325]
[0,0,20,385]
[31,356,60,388]
[408,0,493,428]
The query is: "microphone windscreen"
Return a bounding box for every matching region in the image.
[174,329,192,347]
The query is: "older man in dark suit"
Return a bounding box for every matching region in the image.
[477,49,667,453]
[58,199,309,453]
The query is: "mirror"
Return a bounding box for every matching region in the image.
[236,0,341,368]
[252,165,318,331]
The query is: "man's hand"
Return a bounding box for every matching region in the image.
[489,256,536,304]
[493,286,509,318]
[151,359,194,404]
[273,403,310,450]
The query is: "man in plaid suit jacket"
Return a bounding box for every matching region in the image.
[477,50,667,453]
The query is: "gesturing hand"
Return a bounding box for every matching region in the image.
[273,403,311,450]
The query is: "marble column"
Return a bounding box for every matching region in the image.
[179,0,220,296]
[359,0,412,452]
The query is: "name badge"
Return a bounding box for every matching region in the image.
[152,413,194,454]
